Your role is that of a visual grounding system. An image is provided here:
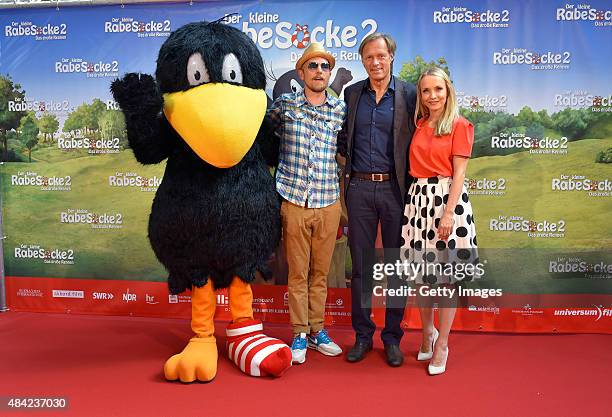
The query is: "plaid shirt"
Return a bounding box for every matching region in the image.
[268,91,346,208]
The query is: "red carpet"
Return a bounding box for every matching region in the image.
[0,312,609,417]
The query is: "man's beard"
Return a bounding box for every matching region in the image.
[306,81,327,93]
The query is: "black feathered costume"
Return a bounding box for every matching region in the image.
[111,21,292,382]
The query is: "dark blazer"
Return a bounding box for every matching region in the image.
[338,77,417,203]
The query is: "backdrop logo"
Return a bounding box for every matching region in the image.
[465,177,507,196]
[556,4,612,26]
[10,171,71,191]
[92,292,114,300]
[17,288,44,297]
[491,133,568,155]
[106,100,120,110]
[108,172,161,192]
[433,6,510,28]
[52,290,84,299]
[8,97,70,114]
[59,208,124,229]
[168,294,191,304]
[554,306,612,321]
[14,244,75,265]
[457,92,508,111]
[554,91,612,112]
[489,215,566,238]
[57,136,121,154]
[492,48,571,70]
[551,174,612,197]
[5,21,68,40]
[122,289,137,302]
[549,257,612,279]
[104,17,171,37]
[146,294,159,305]
[512,304,544,316]
[227,12,377,61]
[468,305,500,314]
[55,58,119,78]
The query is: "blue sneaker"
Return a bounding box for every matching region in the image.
[291,333,307,364]
[308,329,342,356]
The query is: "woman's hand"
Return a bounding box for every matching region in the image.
[438,211,454,240]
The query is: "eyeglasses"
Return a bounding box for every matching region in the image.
[306,62,331,71]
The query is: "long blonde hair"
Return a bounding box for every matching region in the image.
[414,67,459,136]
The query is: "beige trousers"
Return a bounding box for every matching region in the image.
[281,199,341,335]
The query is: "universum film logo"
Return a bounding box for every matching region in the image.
[10,171,71,191]
[489,215,566,239]
[551,174,612,197]
[493,47,571,71]
[555,90,612,113]
[432,5,510,28]
[59,208,124,229]
[457,91,508,112]
[104,17,171,38]
[4,21,68,40]
[14,244,75,265]
[491,132,568,155]
[55,57,119,78]
[554,306,612,321]
[108,172,161,193]
[549,256,612,279]
[222,12,377,63]
[465,177,507,196]
[556,3,612,27]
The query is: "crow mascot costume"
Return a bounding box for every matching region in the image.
[111,21,292,382]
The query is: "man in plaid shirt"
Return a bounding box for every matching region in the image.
[268,42,346,365]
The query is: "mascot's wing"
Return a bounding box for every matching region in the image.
[255,114,279,167]
[110,73,176,164]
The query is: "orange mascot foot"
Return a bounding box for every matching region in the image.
[164,336,218,383]
[164,281,218,382]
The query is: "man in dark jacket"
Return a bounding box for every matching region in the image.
[338,33,417,367]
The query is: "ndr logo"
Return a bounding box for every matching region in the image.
[123,289,137,302]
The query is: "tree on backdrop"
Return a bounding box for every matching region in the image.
[20,112,39,162]
[38,113,59,143]
[0,75,26,161]
[397,55,450,85]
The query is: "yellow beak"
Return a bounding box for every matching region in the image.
[163,83,266,168]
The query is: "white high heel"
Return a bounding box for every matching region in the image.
[428,347,449,375]
[417,328,439,361]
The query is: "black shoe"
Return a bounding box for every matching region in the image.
[384,344,404,367]
[346,341,373,363]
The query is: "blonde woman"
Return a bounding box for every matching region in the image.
[401,67,479,375]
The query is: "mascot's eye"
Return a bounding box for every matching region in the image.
[221,53,243,84]
[187,53,210,86]
[290,79,303,94]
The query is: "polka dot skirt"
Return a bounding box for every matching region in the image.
[401,176,481,284]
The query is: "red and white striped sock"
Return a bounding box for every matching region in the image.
[226,319,292,377]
